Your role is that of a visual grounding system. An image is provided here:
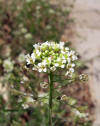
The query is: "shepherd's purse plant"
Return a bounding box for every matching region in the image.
[25,41,89,126]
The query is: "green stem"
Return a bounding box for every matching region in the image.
[48,72,53,126]
[73,117,79,126]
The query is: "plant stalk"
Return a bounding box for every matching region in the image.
[48,72,53,126]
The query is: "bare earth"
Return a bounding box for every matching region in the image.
[62,0,100,125]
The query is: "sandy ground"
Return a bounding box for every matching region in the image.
[62,0,100,125]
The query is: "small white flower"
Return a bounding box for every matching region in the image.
[62,59,66,64]
[57,58,61,62]
[72,55,78,61]
[65,71,70,76]
[42,60,47,66]
[25,54,31,65]
[55,63,59,67]
[69,68,74,73]
[45,41,50,46]
[72,63,75,67]
[67,57,71,63]
[59,42,64,49]
[36,50,41,56]
[61,64,65,68]
[31,53,36,62]
[36,49,40,54]
[26,96,35,103]
[67,52,71,57]
[62,56,65,60]
[43,68,47,72]
[48,57,51,61]
[50,66,56,71]
[70,50,75,55]
[61,50,66,54]
[32,67,37,71]
[38,63,42,67]
[38,68,43,72]
[22,103,29,109]
[33,43,39,49]
[65,47,69,51]
[59,41,64,47]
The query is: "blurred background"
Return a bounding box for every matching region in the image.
[0,0,100,126]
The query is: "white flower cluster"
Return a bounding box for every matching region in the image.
[21,96,36,109]
[26,0,33,3]
[72,109,89,119]
[17,53,25,63]
[3,59,14,72]
[25,41,78,75]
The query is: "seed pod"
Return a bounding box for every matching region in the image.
[61,95,68,101]
[79,74,88,81]
[40,82,48,89]
[68,97,77,106]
